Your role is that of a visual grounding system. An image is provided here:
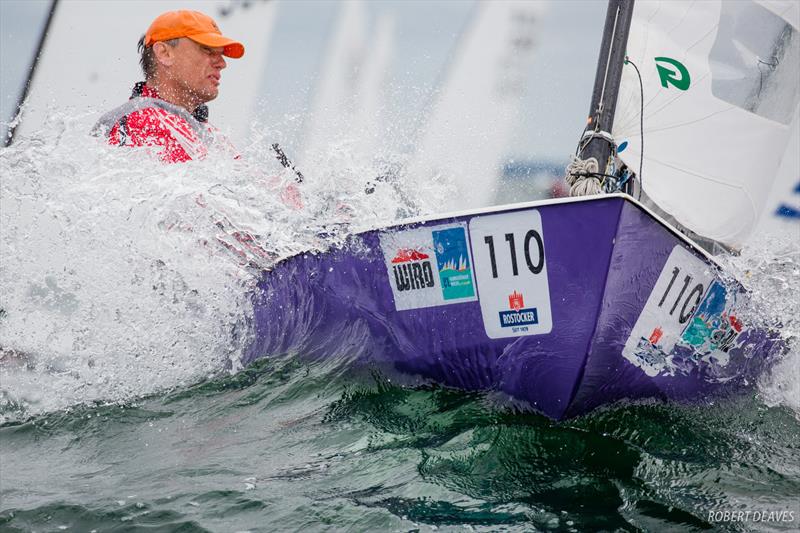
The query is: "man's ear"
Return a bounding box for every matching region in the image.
[152,41,176,68]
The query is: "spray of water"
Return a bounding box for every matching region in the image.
[719,231,800,416]
[0,110,448,421]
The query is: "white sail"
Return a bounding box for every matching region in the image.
[13,0,277,147]
[405,1,545,211]
[349,13,395,166]
[300,0,367,166]
[755,106,800,236]
[613,0,800,248]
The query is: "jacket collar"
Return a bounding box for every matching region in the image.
[131,81,156,99]
[129,82,208,123]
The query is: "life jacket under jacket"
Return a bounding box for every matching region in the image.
[92,82,220,164]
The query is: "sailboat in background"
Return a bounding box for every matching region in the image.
[8,0,278,148]
[300,0,395,171]
[756,108,800,233]
[404,1,545,211]
[300,0,367,167]
[245,0,794,420]
[300,0,395,170]
[349,13,395,167]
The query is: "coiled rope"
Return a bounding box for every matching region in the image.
[565,156,603,196]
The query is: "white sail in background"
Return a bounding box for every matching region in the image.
[754,0,800,234]
[301,0,367,166]
[405,1,545,211]
[14,0,277,147]
[755,107,800,236]
[613,0,800,248]
[350,13,395,166]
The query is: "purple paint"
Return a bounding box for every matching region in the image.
[243,196,781,420]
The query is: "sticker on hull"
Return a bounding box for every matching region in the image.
[433,227,476,301]
[623,245,747,377]
[381,223,477,311]
[469,210,552,338]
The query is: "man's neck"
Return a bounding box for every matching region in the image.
[147,77,201,113]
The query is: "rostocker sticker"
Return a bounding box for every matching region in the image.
[381,223,478,311]
[468,209,552,338]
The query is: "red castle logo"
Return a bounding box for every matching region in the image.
[649,326,664,345]
[499,290,539,328]
[508,291,524,311]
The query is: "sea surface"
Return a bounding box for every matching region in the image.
[1,118,799,532]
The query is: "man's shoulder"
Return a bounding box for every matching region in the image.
[99,96,185,125]
[122,105,191,133]
[104,99,207,162]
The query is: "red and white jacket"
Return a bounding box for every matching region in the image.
[93,82,222,163]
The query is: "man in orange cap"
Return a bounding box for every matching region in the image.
[93,10,245,163]
[93,10,302,262]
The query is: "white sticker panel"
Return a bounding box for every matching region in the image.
[469,210,552,338]
[622,245,715,376]
[380,223,478,311]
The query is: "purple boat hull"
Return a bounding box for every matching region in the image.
[244,195,780,420]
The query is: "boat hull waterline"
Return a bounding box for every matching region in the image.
[244,195,780,420]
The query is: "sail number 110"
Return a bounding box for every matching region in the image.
[483,230,544,278]
[658,266,705,324]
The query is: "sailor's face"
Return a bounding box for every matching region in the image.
[170,38,227,103]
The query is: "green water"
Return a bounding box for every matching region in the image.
[1,355,798,532]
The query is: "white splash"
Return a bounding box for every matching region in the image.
[0,110,447,421]
[721,230,800,417]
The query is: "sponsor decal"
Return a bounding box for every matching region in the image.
[680,281,744,354]
[623,246,749,378]
[380,223,478,311]
[432,227,475,300]
[498,291,539,331]
[469,209,552,338]
[655,56,691,91]
[391,248,435,292]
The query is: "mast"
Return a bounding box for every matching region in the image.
[580,0,634,191]
[4,0,59,147]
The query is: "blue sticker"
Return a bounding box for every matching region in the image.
[618,141,628,153]
[680,281,743,353]
[432,227,475,300]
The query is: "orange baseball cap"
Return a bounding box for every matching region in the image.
[144,10,245,58]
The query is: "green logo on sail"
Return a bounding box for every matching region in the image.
[655,57,690,90]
